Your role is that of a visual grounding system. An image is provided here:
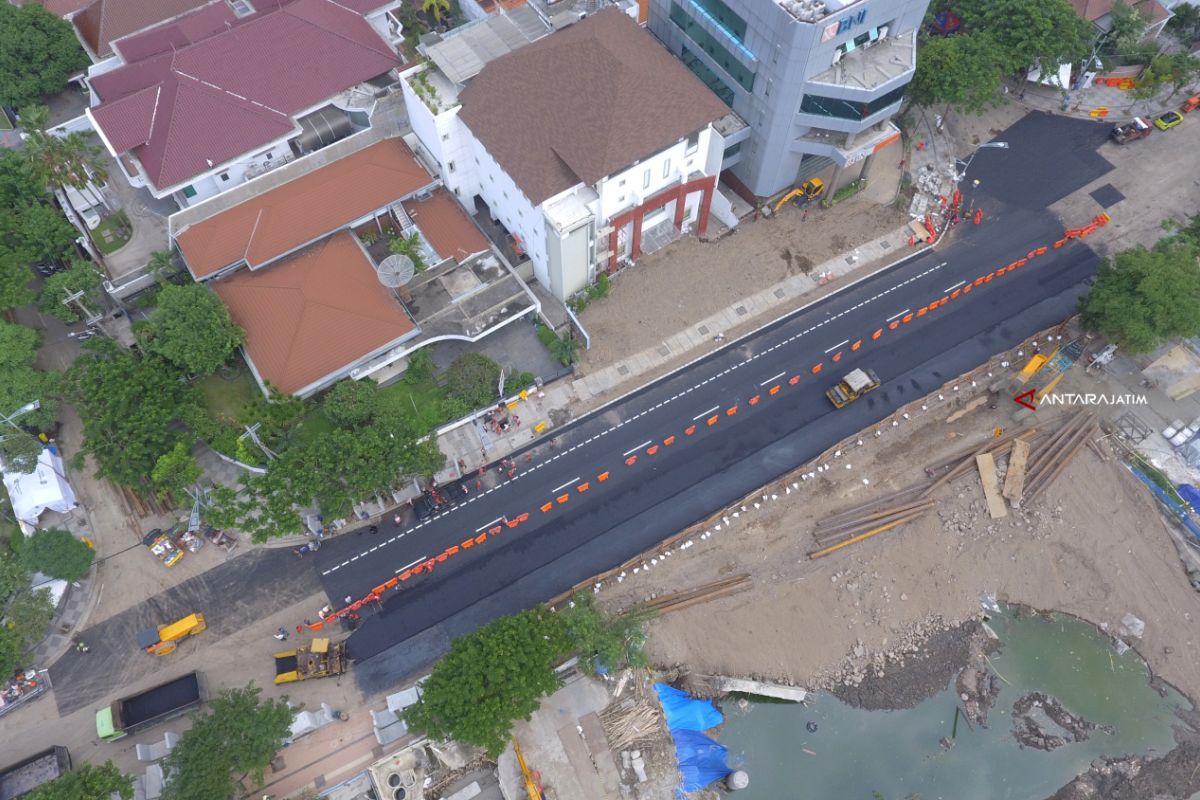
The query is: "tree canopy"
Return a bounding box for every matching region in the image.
[37,260,105,324]
[64,340,201,487]
[953,0,1093,76]
[0,541,54,678]
[404,597,650,756]
[443,353,501,409]
[20,527,95,581]
[323,379,379,429]
[909,33,1005,114]
[1081,229,1200,352]
[0,318,59,433]
[0,4,89,112]
[163,683,293,800]
[141,283,245,376]
[24,761,133,800]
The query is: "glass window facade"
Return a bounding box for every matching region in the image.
[681,46,736,106]
[690,0,747,42]
[670,4,755,92]
[799,85,907,121]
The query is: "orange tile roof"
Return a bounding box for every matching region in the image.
[402,188,490,264]
[212,231,416,395]
[176,138,432,279]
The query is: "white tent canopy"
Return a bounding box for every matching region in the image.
[2,449,77,524]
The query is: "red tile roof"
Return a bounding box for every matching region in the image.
[31,0,92,18]
[458,8,728,205]
[175,138,432,279]
[213,231,416,395]
[88,0,400,193]
[402,189,490,263]
[74,0,213,58]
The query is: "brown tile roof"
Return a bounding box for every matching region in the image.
[457,7,728,205]
[74,0,212,57]
[176,138,433,279]
[403,188,490,263]
[212,231,416,395]
[1070,0,1167,23]
[31,0,91,18]
[87,0,400,193]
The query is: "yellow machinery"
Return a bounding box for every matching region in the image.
[137,613,206,656]
[774,178,825,212]
[273,638,347,684]
[826,368,881,408]
[511,737,543,800]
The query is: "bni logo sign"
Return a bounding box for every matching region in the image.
[822,9,867,42]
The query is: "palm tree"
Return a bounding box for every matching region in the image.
[147,248,178,284]
[21,104,110,219]
[422,0,451,25]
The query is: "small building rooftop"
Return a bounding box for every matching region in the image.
[421,5,551,85]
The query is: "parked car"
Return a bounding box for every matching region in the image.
[1154,110,1184,131]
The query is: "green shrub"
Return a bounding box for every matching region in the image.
[443,353,501,408]
[20,527,94,581]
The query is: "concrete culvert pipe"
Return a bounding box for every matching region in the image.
[726,770,750,790]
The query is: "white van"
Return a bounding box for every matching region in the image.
[60,183,107,230]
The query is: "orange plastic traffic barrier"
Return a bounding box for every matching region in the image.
[994,267,1006,277]
[460,539,474,549]
[1026,250,1039,260]
[973,277,985,287]
[663,436,675,446]
[749,395,760,406]
[1034,246,1047,256]
[372,584,388,596]
[385,577,399,589]
[902,314,914,323]
[940,296,950,307]
[1011,258,1026,269]
[577,482,589,493]
[789,375,801,385]
[769,385,781,394]
[515,512,530,523]
[489,525,502,536]
[707,415,719,426]
[474,534,487,545]
[888,321,900,330]
[726,406,737,416]
[556,494,569,505]
[950,290,961,300]
[597,471,610,482]
[540,502,553,513]
[647,444,660,454]
[399,569,413,581]
[506,518,520,529]
[832,351,842,362]
[625,455,638,465]
[811,363,823,374]
[872,329,883,340]
[685,425,697,436]
[436,551,450,563]
[1052,238,1068,249]
[962,283,972,294]
[851,340,861,351]
[917,307,927,317]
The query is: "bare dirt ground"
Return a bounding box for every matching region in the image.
[595,368,1200,707]
[576,196,909,376]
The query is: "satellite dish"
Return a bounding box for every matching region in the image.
[377,253,415,288]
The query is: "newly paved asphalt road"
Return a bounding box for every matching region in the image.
[315,113,1115,691]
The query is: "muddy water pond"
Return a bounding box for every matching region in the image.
[718,608,1192,799]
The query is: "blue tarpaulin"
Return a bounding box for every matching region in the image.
[1177,484,1200,515]
[654,683,723,731]
[654,683,730,793]
[672,729,733,793]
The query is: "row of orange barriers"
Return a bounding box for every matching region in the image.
[311,214,1111,630]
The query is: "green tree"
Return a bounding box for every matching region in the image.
[953,0,1092,76]
[403,607,570,756]
[147,248,179,283]
[25,761,133,800]
[0,201,79,265]
[323,379,378,429]
[909,33,1005,113]
[0,318,59,431]
[422,0,452,23]
[1102,2,1148,60]
[1135,52,1200,98]
[20,105,109,204]
[443,353,501,409]
[163,684,293,800]
[1168,3,1200,43]
[151,441,202,499]
[141,283,245,376]
[0,5,89,112]
[65,340,200,486]
[1081,239,1200,352]
[0,582,54,678]
[20,528,95,581]
[0,251,35,310]
[560,592,651,674]
[38,260,104,324]
[0,431,43,474]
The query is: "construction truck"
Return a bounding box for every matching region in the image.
[826,368,881,408]
[0,746,71,799]
[96,671,204,742]
[274,638,347,684]
[137,613,206,656]
[1110,117,1151,144]
[773,178,825,213]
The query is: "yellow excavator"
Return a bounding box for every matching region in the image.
[137,613,206,656]
[274,638,347,684]
[774,178,825,213]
